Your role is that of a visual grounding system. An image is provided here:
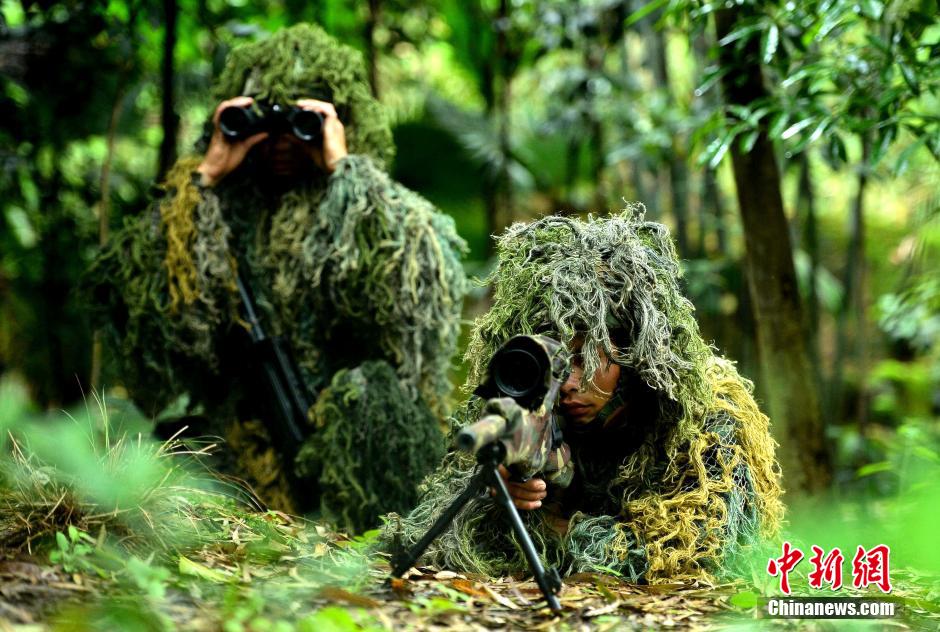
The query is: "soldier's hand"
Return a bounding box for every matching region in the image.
[295,99,348,173]
[492,464,547,510]
[197,97,269,187]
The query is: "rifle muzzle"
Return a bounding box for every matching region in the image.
[456,414,509,454]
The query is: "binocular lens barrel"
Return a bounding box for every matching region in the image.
[219,106,258,139]
[288,109,324,142]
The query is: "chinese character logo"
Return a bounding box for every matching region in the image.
[852,544,892,593]
[808,545,844,590]
[768,542,892,594]
[767,541,804,594]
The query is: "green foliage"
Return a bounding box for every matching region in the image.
[0,378,382,626]
[50,526,104,576]
[659,0,940,170]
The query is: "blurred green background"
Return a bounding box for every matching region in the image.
[0,0,937,513]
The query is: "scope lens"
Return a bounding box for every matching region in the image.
[492,348,542,398]
[218,106,252,138]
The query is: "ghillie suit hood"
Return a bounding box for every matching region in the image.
[388,208,784,583]
[87,24,465,530]
[209,23,394,167]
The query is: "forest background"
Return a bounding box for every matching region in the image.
[0,0,938,627]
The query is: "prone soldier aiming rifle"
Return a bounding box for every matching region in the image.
[391,335,574,611]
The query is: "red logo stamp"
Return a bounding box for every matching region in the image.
[768,543,892,594]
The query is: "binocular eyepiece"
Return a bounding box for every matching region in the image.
[218,103,325,143]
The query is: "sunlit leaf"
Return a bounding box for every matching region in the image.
[781,118,814,140]
[625,0,670,27]
[857,461,893,477]
[718,21,762,48]
[761,24,779,64]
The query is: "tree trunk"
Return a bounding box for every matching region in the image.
[365,0,381,98]
[832,137,871,427]
[703,168,727,255]
[649,27,690,257]
[714,8,831,494]
[157,0,179,180]
[797,153,821,361]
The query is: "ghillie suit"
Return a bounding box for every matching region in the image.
[87,24,466,532]
[387,209,784,583]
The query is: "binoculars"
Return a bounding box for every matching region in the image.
[218,102,324,143]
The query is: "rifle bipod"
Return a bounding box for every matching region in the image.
[390,443,563,612]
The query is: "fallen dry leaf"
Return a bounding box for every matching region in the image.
[584,600,622,617]
[317,586,380,609]
[450,578,489,600]
[482,584,520,610]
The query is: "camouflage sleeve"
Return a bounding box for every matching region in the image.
[85,158,238,417]
[304,154,467,411]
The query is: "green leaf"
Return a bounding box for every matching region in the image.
[894,136,929,176]
[730,591,760,608]
[56,532,69,552]
[897,62,921,96]
[718,22,762,48]
[740,130,760,153]
[781,118,814,140]
[625,0,669,26]
[705,132,733,169]
[769,112,790,139]
[761,24,779,64]
[857,461,893,477]
[781,67,813,89]
[299,607,361,632]
[696,66,728,95]
[858,0,884,19]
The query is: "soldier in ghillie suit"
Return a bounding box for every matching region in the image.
[387,209,784,583]
[88,24,466,532]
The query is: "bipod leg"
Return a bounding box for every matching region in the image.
[390,468,489,578]
[484,463,563,612]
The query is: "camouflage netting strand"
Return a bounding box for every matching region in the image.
[87,23,466,525]
[387,209,784,583]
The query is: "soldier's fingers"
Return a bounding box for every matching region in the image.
[213,96,254,123]
[522,478,546,492]
[242,131,269,149]
[513,499,542,511]
[295,99,338,119]
[507,486,546,502]
[497,465,510,481]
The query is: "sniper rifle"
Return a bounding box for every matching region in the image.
[235,265,313,485]
[391,335,574,611]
